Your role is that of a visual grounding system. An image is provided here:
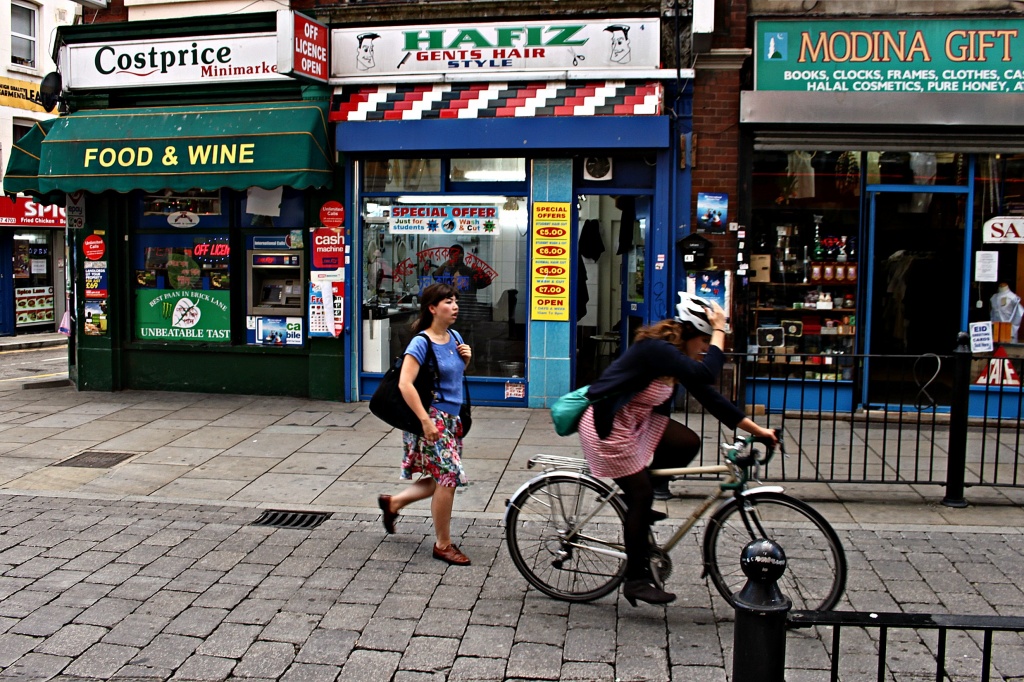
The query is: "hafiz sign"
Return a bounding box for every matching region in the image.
[331,18,659,79]
[983,216,1024,244]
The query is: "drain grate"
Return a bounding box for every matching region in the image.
[250,510,332,530]
[55,450,138,468]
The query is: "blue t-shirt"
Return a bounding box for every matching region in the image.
[404,331,464,416]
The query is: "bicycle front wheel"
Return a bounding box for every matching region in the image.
[703,490,847,611]
[505,474,627,602]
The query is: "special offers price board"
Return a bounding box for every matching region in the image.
[530,202,571,321]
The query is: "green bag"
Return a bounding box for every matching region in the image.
[550,385,595,437]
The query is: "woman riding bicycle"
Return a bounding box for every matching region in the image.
[578,292,777,606]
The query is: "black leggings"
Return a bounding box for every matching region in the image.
[613,420,701,580]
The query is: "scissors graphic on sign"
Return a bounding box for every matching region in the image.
[570,49,586,66]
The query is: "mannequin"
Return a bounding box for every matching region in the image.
[990,283,1024,342]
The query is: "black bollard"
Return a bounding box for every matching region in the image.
[732,539,792,682]
[942,332,970,508]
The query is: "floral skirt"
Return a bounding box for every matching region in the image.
[401,406,467,487]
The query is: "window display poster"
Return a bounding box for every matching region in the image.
[246,316,304,346]
[135,289,231,342]
[85,262,108,300]
[16,286,55,327]
[84,300,108,336]
[13,242,29,278]
[530,201,571,321]
[975,251,998,282]
[687,270,733,332]
[309,274,344,337]
[696,192,728,234]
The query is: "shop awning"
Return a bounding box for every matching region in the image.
[5,101,333,196]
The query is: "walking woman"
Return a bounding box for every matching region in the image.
[378,283,473,566]
[579,293,777,605]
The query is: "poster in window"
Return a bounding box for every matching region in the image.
[13,242,29,278]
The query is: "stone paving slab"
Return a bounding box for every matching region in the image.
[0,494,1021,681]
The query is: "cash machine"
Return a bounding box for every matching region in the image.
[246,248,305,345]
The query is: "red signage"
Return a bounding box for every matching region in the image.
[319,201,345,228]
[277,11,329,83]
[83,235,106,261]
[312,227,345,269]
[0,197,65,228]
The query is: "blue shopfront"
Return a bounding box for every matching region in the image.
[329,18,694,408]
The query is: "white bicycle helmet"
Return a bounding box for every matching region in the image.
[675,292,714,336]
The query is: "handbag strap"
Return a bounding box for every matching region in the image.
[416,332,440,392]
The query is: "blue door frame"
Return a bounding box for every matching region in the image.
[861,158,974,409]
[0,233,13,337]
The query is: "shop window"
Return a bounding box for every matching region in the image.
[971,153,1024,344]
[749,150,862,378]
[361,195,528,378]
[450,158,526,183]
[131,233,231,343]
[143,189,222,217]
[11,1,37,69]
[363,159,441,193]
[13,231,54,328]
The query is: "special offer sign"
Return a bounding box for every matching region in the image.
[530,202,571,321]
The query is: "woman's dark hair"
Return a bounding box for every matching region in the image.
[412,282,459,332]
[633,318,704,351]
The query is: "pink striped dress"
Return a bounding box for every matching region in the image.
[578,381,675,479]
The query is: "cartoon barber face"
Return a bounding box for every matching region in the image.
[356,33,379,71]
[606,25,631,64]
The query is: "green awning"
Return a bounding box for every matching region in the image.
[4,101,333,196]
[4,118,56,197]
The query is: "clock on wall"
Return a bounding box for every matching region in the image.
[583,157,613,181]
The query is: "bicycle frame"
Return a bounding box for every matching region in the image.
[512,455,777,563]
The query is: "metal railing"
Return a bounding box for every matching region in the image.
[787,610,1024,682]
[670,335,1024,495]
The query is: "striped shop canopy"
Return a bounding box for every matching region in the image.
[330,81,662,122]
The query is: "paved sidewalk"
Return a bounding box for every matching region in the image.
[0,384,1021,680]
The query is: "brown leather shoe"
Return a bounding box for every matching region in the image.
[378,495,398,534]
[433,543,471,566]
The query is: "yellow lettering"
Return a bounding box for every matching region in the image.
[188,145,212,164]
[239,143,254,163]
[219,144,235,164]
[84,148,98,167]
[799,32,828,63]
[138,147,152,167]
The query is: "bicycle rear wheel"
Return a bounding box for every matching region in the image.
[505,473,627,602]
[703,490,847,611]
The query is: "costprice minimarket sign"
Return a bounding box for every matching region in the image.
[756,19,1024,93]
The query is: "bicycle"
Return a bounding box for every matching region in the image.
[503,430,847,611]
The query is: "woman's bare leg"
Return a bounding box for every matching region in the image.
[431,484,456,548]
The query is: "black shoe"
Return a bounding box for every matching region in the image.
[652,487,673,501]
[623,579,676,607]
[648,509,668,523]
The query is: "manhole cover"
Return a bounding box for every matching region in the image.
[55,451,138,468]
[250,510,332,530]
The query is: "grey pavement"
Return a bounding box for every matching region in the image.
[0,378,1020,679]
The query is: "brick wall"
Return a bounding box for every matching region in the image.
[690,0,747,270]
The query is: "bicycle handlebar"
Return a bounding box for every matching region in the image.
[725,428,784,469]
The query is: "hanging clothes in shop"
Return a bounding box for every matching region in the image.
[576,254,590,319]
[909,152,937,213]
[991,284,1024,342]
[579,219,605,261]
[616,196,636,255]
[786,151,815,199]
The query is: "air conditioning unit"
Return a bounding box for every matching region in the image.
[583,157,613,181]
